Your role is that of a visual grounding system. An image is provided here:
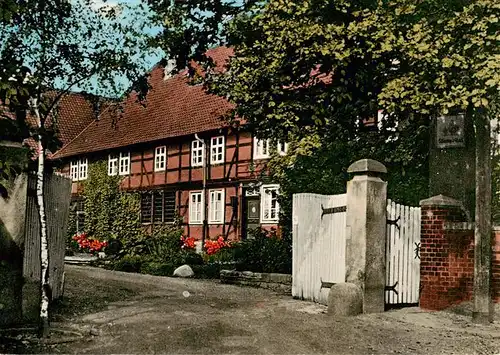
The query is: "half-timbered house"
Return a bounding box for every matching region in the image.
[51,47,284,243]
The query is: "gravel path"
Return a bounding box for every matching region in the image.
[34,265,500,354]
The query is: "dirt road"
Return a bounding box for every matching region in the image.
[17,265,500,354]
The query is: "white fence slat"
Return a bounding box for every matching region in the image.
[294,192,421,307]
[292,193,346,305]
[385,200,421,305]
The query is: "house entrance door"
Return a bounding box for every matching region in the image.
[242,188,260,239]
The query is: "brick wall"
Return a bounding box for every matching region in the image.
[419,197,500,310]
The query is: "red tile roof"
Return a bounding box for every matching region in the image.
[52,46,235,159]
[51,93,100,145]
[1,92,99,156]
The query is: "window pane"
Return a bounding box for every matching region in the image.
[164,191,176,223]
[153,192,163,223]
[141,193,152,223]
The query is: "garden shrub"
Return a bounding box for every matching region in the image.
[233,228,291,274]
[111,255,146,273]
[139,261,176,276]
[191,263,222,279]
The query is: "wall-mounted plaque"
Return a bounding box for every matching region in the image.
[436,114,465,148]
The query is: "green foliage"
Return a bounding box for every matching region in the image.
[111,255,145,273]
[0,145,29,196]
[232,228,291,274]
[82,161,144,249]
[139,261,176,276]
[0,0,154,174]
[155,0,433,223]
[105,221,203,275]
[142,226,203,266]
[191,263,223,279]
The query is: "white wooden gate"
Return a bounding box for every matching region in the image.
[385,199,421,305]
[292,193,347,305]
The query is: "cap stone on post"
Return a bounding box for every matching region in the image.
[347,159,387,176]
[420,194,462,207]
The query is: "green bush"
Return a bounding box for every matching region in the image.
[191,263,222,279]
[232,228,291,274]
[111,255,147,273]
[140,261,176,276]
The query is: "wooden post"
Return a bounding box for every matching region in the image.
[473,113,493,323]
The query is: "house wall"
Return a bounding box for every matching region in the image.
[60,129,278,242]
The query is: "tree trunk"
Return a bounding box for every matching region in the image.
[473,112,493,324]
[31,98,50,337]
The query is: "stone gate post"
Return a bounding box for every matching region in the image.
[345,159,387,313]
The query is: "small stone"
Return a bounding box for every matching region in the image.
[327,282,363,317]
[182,291,190,298]
[173,265,194,278]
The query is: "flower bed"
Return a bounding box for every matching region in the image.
[71,233,108,255]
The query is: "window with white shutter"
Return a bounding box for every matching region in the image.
[78,158,88,180]
[119,152,130,175]
[71,159,87,181]
[155,146,166,171]
[209,189,224,224]
[191,140,204,167]
[108,154,118,176]
[189,191,203,224]
[70,160,79,181]
[260,184,279,223]
[210,136,225,164]
[254,138,270,159]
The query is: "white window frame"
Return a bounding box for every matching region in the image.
[210,136,225,165]
[78,158,88,180]
[119,152,130,176]
[70,160,79,181]
[108,154,118,176]
[155,146,167,172]
[260,184,279,223]
[277,141,289,156]
[191,140,205,167]
[253,138,270,159]
[71,158,87,181]
[208,189,225,224]
[189,191,204,225]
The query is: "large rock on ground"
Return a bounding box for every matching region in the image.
[327,282,363,316]
[173,265,194,278]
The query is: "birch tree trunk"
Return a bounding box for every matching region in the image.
[30,97,50,337]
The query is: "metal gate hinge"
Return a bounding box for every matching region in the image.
[321,205,346,219]
[320,278,336,289]
[385,281,399,295]
[386,216,401,230]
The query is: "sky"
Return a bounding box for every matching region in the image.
[73,0,165,96]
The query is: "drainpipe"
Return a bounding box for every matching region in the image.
[194,134,207,247]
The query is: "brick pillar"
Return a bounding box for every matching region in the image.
[419,195,472,310]
[493,228,500,303]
